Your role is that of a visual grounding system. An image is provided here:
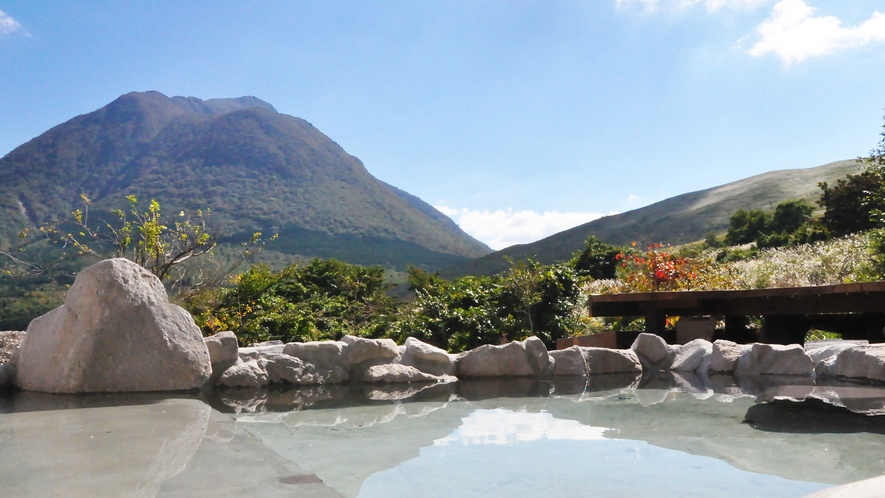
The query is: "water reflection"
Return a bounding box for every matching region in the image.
[0,396,210,497]
[434,409,608,445]
[2,375,885,497]
[358,408,828,498]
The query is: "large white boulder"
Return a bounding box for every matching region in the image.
[736,343,814,376]
[457,338,551,378]
[399,337,456,376]
[630,333,674,370]
[703,340,750,373]
[15,259,211,393]
[671,339,713,372]
[815,345,885,383]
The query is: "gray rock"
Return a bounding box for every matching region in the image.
[238,344,285,360]
[630,333,674,370]
[283,340,348,366]
[815,345,885,383]
[361,364,447,383]
[403,337,449,363]
[524,336,553,378]
[551,346,642,376]
[263,353,308,384]
[583,347,643,375]
[14,259,211,393]
[341,335,399,365]
[268,352,349,385]
[807,342,856,364]
[457,340,539,378]
[736,343,814,376]
[550,346,587,376]
[400,337,456,376]
[204,331,239,384]
[704,340,750,373]
[671,339,713,372]
[216,358,269,388]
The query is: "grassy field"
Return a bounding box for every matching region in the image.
[443,159,863,278]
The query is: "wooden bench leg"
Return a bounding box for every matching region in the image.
[645,310,666,337]
[864,313,885,344]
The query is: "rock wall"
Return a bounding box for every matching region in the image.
[3,258,885,394]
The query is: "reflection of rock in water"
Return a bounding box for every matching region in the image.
[544,392,885,485]
[553,373,641,396]
[736,374,815,395]
[206,384,351,413]
[159,420,346,497]
[353,381,456,402]
[755,383,885,416]
[1,397,209,497]
[745,398,885,434]
[456,378,551,400]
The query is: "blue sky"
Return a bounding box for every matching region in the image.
[1,1,884,249]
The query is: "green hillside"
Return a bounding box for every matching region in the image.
[442,160,863,278]
[0,91,491,271]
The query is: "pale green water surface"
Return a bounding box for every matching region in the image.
[2,375,885,497]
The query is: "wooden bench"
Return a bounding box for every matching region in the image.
[587,282,885,345]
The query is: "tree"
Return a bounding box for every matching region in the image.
[725,209,769,246]
[188,259,396,345]
[0,195,283,298]
[861,114,885,225]
[818,171,884,237]
[569,236,620,280]
[770,199,813,234]
[502,257,544,335]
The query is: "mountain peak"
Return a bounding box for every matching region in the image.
[0,91,491,270]
[170,95,277,115]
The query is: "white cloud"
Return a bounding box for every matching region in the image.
[434,409,609,446]
[0,10,23,35]
[617,0,772,13]
[745,0,885,63]
[436,205,606,250]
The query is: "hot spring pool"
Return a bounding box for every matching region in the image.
[2,374,885,497]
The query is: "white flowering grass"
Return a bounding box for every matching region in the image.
[585,233,879,295]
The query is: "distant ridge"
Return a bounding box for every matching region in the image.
[0,91,491,270]
[442,160,862,278]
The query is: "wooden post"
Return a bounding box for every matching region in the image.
[723,315,755,344]
[645,310,666,337]
[863,313,885,344]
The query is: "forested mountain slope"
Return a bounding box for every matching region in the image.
[0,91,491,270]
